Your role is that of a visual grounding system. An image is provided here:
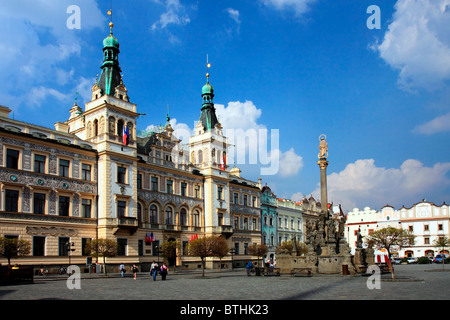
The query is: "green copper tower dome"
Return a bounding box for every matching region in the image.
[199,62,219,132]
[97,22,122,97]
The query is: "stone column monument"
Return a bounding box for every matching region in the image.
[317,134,329,216]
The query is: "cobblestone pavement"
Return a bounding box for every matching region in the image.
[0,264,449,301]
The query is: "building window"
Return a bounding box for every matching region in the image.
[117,166,126,184]
[117,238,127,256]
[234,243,240,255]
[252,196,256,207]
[5,190,19,212]
[137,203,142,222]
[408,225,414,232]
[82,238,91,256]
[33,236,45,256]
[252,218,257,230]
[117,201,126,217]
[192,210,200,227]
[34,154,46,173]
[59,159,70,177]
[181,182,187,196]
[218,213,223,226]
[244,243,249,255]
[33,193,46,215]
[234,216,239,229]
[244,218,248,230]
[166,180,173,194]
[137,173,142,189]
[424,224,429,231]
[150,204,158,223]
[82,199,92,218]
[59,196,70,216]
[180,208,187,226]
[58,237,70,256]
[234,193,238,204]
[117,120,124,138]
[6,149,20,169]
[165,207,173,225]
[194,186,200,198]
[243,195,248,206]
[151,177,158,191]
[438,224,444,231]
[218,186,223,200]
[82,164,91,181]
[424,237,430,245]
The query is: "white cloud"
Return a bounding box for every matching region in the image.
[215,100,264,132]
[151,0,190,31]
[261,0,317,17]
[278,147,303,177]
[27,86,70,108]
[414,112,450,134]
[309,159,450,212]
[226,8,241,34]
[0,0,104,108]
[291,191,305,202]
[373,0,450,91]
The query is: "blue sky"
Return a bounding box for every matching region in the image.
[1,0,450,212]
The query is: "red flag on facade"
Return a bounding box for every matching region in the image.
[123,125,129,146]
[221,154,226,170]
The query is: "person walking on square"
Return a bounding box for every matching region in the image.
[119,263,125,278]
[246,261,254,276]
[131,264,139,280]
[160,262,168,281]
[151,261,158,281]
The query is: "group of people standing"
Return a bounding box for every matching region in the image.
[119,261,168,281]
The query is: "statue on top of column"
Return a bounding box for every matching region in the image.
[318,134,328,159]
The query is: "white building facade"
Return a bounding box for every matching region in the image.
[345,200,450,258]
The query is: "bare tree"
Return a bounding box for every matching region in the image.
[211,236,229,271]
[188,236,216,277]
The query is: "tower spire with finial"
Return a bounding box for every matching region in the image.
[206,54,211,83]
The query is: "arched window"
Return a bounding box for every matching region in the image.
[198,150,203,164]
[127,122,133,141]
[165,206,173,225]
[108,116,115,134]
[137,203,142,222]
[150,204,158,224]
[94,119,98,136]
[180,208,187,226]
[117,120,124,138]
[192,209,200,227]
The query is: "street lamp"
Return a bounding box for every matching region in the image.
[66,242,75,266]
[230,248,235,270]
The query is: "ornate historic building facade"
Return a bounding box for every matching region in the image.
[0,21,261,270]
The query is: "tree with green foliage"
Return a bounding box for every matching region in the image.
[248,243,268,267]
[161,239,181,271]
[0,237,31,267]
[433,236,450,269]
[365,226,415,279]
[85,238,117,275]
